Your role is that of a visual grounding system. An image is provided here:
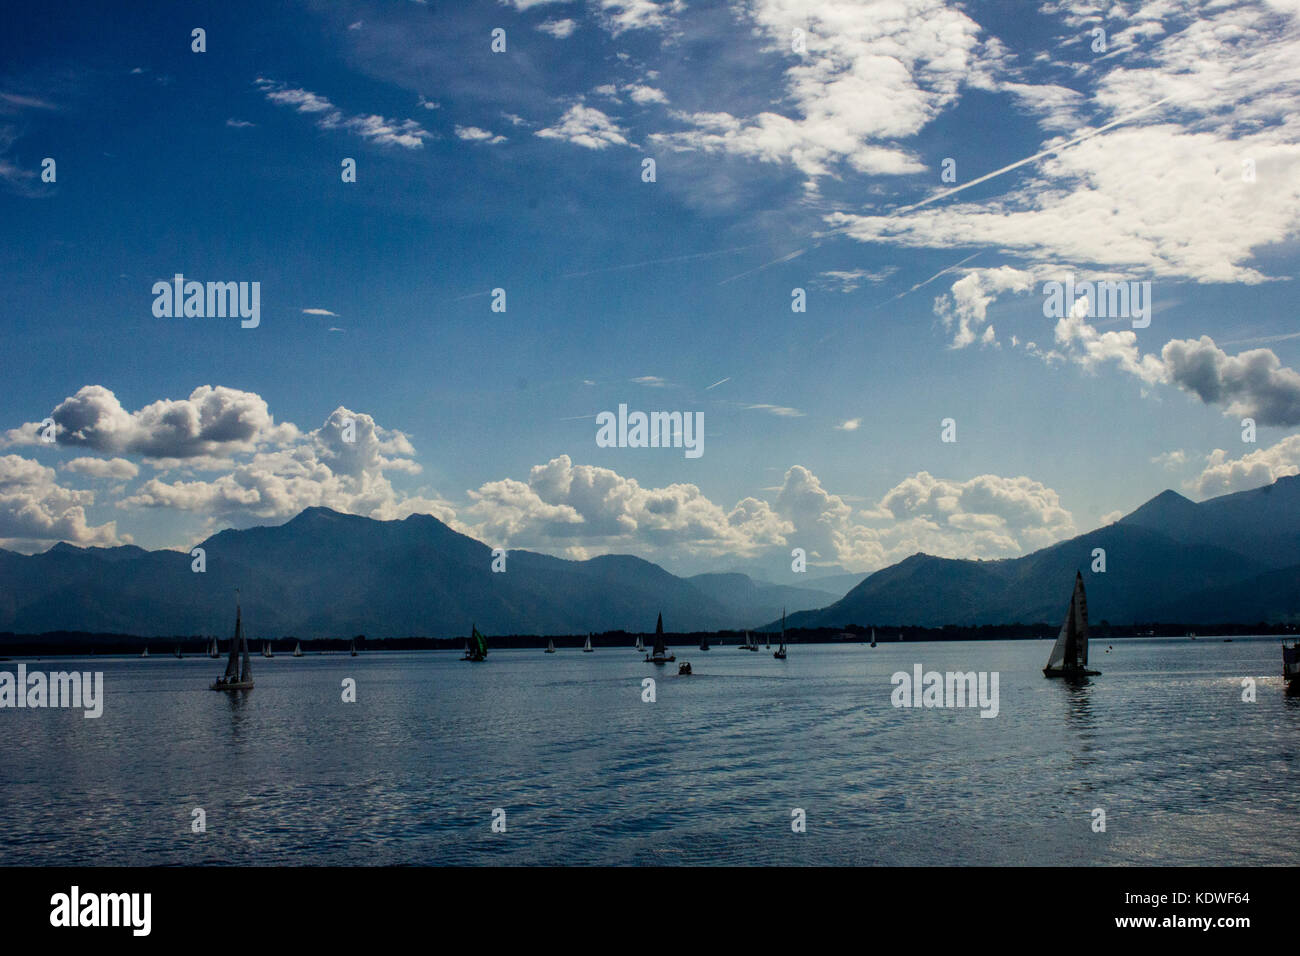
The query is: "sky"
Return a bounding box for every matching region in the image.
[1,0,1298,578]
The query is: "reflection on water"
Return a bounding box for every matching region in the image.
[0,638,1297,866]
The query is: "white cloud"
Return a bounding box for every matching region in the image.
[536,18,577,39]
[649,0,994,182]
[815,267,898,292]
[593,0,684,35]
[1052,317,1300,426]
[3,385,300,459]
[255,79,432,148]
[63,457,140,480]
[119,406,435,531]
[1187,434,1300,498]
[536,104,629,150]
[835,418,862,431]
[455,125,507,144]
[827,2,1300,285]
[934,266,1035,348]
[302,307,337,316]
[624,84,668,105]
[0,455,126,552]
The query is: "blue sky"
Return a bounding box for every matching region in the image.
[2,0,1298,577]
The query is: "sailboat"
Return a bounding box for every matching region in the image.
[765,631,771,649]
[774,608,787,659]
[141,646,149,658]
[583,634,594,653]
[349,637,358,657]
[262,641,273,658]
[210,597,254,691]
[461,624,488,662]
[292,642,303,657]
[644,612,675,664]
[870,628,877,648]
[1283,642,1300,694]
[634,636,645,653]
[174,646,182,659]
[545,638,556,654]
[208,637,219,658]
[1043,572,1100,679]
[699,634,709,651]
[739,631,758,651]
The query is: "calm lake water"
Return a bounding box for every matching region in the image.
[1,638,1296,866]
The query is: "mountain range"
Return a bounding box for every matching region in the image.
[0,477,1296,638]
[782,476,1300,630]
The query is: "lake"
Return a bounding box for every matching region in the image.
[1,637,1296,865]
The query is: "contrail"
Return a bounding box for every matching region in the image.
[705,377,731,390]
[873,252,982,309]
[718,247,808,285]
[562,244,762,279]
[885,95,1174,217]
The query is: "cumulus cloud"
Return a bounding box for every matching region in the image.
[934,266,1035,348]
[119,406,432,531]
[535,104,630,150]
[459,454,792,560]
[2,385,299,458]
[455,458,1077,572]
[624,84,668,105]
[1187,434,1300,498]
[0,455,126,552]
[62,457,139,480]
[1052,317,1300,426]
[455,125,506,144]
[1160,336,1300,427]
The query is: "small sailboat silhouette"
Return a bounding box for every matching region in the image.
[545,638,556,654]
[634,635,645,652]
[349,637,358,657]
[583,634,593,653]
[461,624,488,662]
[208,637,220,658]
[1043,572,1101,679]
[141,646,149,658]
[292,641,303,657]
[210,595,254,691]
[644,613,674,664]
[774,608,787,659]
[870,628,877,648]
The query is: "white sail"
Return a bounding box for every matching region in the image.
[583,635,593,652]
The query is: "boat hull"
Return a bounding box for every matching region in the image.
[209,680,254,691]
[645,654,675,664]
[1043,667,1100,678]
